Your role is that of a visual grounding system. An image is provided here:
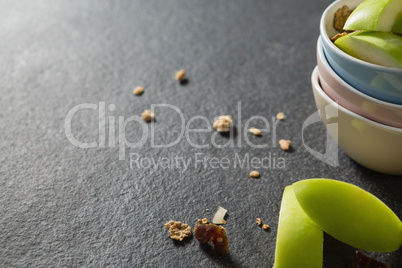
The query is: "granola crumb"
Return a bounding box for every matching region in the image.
[256,218,262,225]
[141,109,154,122]
[330,32,348,42]
[175,69,186,81]
[213,115,232,132]
[198,218,209,224]
[262,224,270,230]
[279,139,291,151]
[333,5,351,32]
[276,112,285,120]
[250,170,260,178]
[133,86,144,95]
[164,220,192,241]
[206,209,209,212]
[249,127,261,136]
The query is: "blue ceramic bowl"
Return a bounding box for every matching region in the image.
[320,0,402,105]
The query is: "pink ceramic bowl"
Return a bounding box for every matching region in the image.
[317,36,402,128]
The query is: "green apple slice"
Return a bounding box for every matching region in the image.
[334,31,402,68]
[293,179,402,252]
[343,0,402,34]
[274,186,323,268]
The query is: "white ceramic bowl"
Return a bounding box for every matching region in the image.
[320,0,402,104]
[312,66,402,175]
[316,36,402,128]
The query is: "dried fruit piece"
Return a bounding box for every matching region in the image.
[213,116,232,132]
[249,170,260,178]
[164,220,192,241]
[175,69,186,81]
[194,223,229,256]
[133,86,144,95]
[333,5,352,31]
[212,231,229,256]
[194,223,220,243]
[276,112,285,120]
[279,139,291,151]
[249,127,261,135]
[352,251,390,268]
[212,206,227,224]
[142,109,154,122]
[256,218,262,225]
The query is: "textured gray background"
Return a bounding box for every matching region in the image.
[1,0,401,267]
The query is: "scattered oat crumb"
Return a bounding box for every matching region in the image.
[141,109,154,122]
[164,220,192,241]
[279,139,291,151]
[262,224,270,230]
[249,127,261,136]
[250,170,260,178]
[256,218,262,225]
[213,115,232,132]
[330,32,348,42]
[133,86,144,95]
[175,69,186,81]
[276,112,285,120]
[333,5,351,32]
[198,218,209,224]
[206,209,209,212]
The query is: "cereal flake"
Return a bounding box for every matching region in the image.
[249,127,261,136]
[331,32,348,42]
[262,224,270,230]
[198,218,209,224]
[250,171,260,178]
[279,139,291,151]
[333,5,351,32]
[276,112,285,120]
[164,220,192,241]
[213,116,232,132]
[142,109,154,122]
[133,86,144,95]
[175,69,186,81]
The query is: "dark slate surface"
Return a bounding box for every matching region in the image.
[1,0,401,267]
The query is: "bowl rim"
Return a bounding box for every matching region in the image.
[320,0,402,73]
[312,66,402,133]
[317,36,402,109]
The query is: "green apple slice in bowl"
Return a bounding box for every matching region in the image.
[334,31,402,68]
[343,0,402,34]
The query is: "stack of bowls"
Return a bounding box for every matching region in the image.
[313,0,402,175]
